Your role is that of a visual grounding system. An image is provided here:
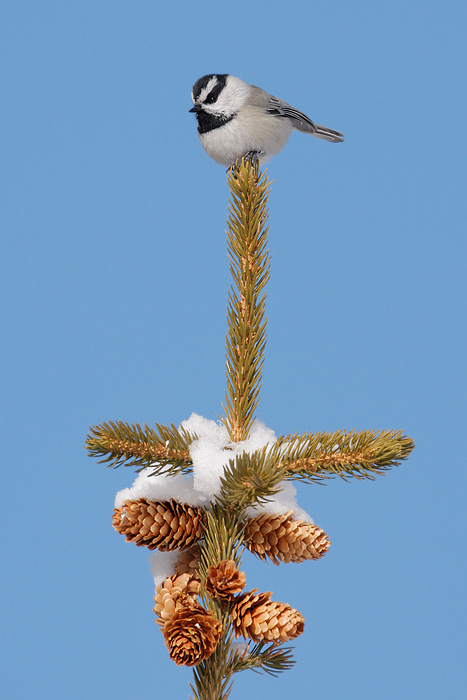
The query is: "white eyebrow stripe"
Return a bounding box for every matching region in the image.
[198,76,219,103]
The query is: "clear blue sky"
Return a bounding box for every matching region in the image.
[2,2,466,699]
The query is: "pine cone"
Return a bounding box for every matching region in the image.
[163,599,222,666]
[174,545,200,580]
[205,560,246,600]
[231,589,304,644]
[153,573,200,629]
[112,498,205,551]
[244,511,330,564]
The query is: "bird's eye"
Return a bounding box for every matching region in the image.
[205,93,217,104]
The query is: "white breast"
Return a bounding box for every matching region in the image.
[199,106,294,167]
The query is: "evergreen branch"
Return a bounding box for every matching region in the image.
[217,450,288,511]
[192,506,245,700]
[223,157,272,442]
[271,429,415,483]
[229,642,295,677]
[198,505,245,582]
[85,420,195,473]
[190,623,235,700]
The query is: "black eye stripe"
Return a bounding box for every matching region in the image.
[192,74,228,103]
[204,78,226,105]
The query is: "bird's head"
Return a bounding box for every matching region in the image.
[190,74,250,121]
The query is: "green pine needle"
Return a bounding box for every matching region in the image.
[85,420,195,473]
[229,641,296,677]
[223,157,272,442]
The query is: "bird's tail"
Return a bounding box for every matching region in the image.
[312,124,344,143]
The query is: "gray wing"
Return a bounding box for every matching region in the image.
[250,87,344,143]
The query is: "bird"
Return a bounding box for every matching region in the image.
[189,74,344,167]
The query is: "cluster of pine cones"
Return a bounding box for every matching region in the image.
[113,498,330,666]
[153,552,304,666]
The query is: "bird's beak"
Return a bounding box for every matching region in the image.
[189,105,201,113]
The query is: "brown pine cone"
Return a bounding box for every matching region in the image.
[205,560,246,600]
[231,589,304,644]
[153,573,200,629]
[163,599,222,666]
[112,498,206,551]
[244,511,330,564]
[174,545,200,580]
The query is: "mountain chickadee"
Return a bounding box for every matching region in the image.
[190,74,344,167]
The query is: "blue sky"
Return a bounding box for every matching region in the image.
[2,1,466,698]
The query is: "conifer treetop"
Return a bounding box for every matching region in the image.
[85,157,414,700]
